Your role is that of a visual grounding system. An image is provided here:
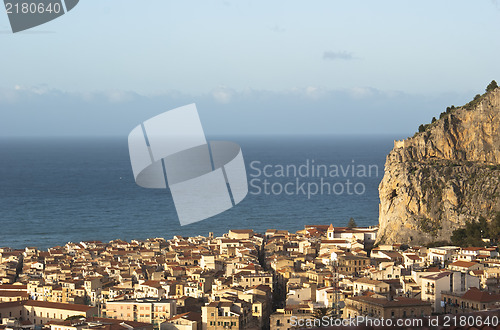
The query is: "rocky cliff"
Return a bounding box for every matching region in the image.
[377,87,500,245]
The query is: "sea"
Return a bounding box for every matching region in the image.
[0,135,396,250]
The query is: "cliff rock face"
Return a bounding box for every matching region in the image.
[377,88,500,245]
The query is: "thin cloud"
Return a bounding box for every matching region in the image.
[0,84,469,137]
[323,51,356,61]
[212,86,234,104]
[270,25,286,33]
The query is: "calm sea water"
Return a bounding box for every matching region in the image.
[0,136,394,249]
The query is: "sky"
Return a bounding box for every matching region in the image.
[1,0,500,137]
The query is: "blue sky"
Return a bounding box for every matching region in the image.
[1,0,499,136]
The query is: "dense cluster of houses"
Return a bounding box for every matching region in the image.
[0,224,499,329]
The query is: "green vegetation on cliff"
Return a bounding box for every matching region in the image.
[377,81,500,245]
[417,80,499,134]
[451,212,500,247]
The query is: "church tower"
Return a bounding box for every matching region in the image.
[327,223,334,240]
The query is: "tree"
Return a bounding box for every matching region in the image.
[451,218,489,247]
[489,212,500,240]
[65,315,86,321]
[312,307,334,320]
[400,244,409,251]
[418,124,425,133]
[486,80,498,92]
[431,117,437,123]
[347,217,357,228]
[451,228,467,246]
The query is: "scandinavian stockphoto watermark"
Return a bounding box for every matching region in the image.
[128,104,248,226]
[249,159,378,199]
[128,104,377,224]
[3,0,79,33]
[289,315,500,329]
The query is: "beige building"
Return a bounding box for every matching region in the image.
[49,317,153,330]
[0,300,97,326]
[234,273,273,290]
[402,254,425,269]
[161,311,201,330]
[286,284,316,306]
[105,299,176,328]
[442,287,500,314]
[326,225,377,246]
[427,247,459,265]
[352,278,390,296]
[201,301,252,330]
[448,261,482,272]
[421,271,480,312]
[269,304,313,330]
[0,290,28,302]
[227,230,254,240]
[343,296,432,319]
[337,255,369,276]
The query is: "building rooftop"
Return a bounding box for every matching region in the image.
[348,296,431,307]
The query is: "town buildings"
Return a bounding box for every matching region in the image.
[0,224,499,330]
